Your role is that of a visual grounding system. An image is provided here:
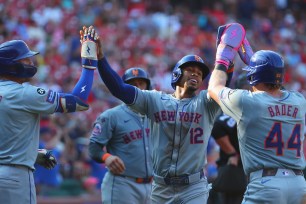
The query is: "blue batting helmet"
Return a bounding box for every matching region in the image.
[122,67,151,90]
[243,50,284,86]
[171,54,209,89]
[0,40,39,78]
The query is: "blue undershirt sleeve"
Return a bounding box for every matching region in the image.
[97,58,136,105]
[71,68,94,101]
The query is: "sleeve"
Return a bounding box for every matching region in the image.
[89,111,114,162]
[97,58,136,104]
[21,84,58,114]
[218,87,245,122]
[71,68,94,101]
[128,89,156,116]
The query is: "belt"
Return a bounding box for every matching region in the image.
[153,171,204,186]
[118,175,153,184]
[249,168,304,180]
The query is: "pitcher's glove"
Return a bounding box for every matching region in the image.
[80,25,99,69]
[36,149,57,170]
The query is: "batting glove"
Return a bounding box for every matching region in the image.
[36,149,57,170]
[215,23,246,68]
[80,25,98,69]
[238,37,254,65]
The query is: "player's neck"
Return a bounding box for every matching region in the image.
[253,84,282,97]
[173,89,196,99]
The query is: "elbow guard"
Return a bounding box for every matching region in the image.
[55,93,89,113]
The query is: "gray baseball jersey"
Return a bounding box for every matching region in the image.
[130,89,220,177]
[90,104,152,204]
[0,81,58,204]
[0,81,57,169]
[218,88,305,174]
[218,88,306,204]
[129,89,220,203]
[90,104,152,177]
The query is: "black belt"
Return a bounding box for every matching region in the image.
[261,168,303,177]
[154,171,204,185]
[118,175,153,184]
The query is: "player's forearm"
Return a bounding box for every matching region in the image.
[89,141,105,163]
[208,65,228,105]
[216,136,236,154]
[71,68,94,101]
[97,58,136,104]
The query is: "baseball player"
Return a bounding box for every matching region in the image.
[90,26,232,203]
[0,25,98,204]
[208,23,306,204]
[209,74,249,204]
[89,67,153,204]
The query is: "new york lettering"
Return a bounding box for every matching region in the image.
[123,128,150,144]
[153,111,202,124]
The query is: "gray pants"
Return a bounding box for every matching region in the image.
[243,169,306,204]
[0,165,36,204]
[151,177,210,204]
[101,172,152,204]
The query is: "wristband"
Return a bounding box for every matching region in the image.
[215,64,227,72]
[102,153,111,162]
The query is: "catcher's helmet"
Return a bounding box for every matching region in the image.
[171,54,209,89]
[243,50,284,86]
[0,40,39,78]
[122,67,151,90]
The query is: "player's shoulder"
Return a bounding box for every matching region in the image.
[100,105,121,116]
[22,83,49,97]
[287,90,306,99]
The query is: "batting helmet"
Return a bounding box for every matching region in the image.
[0,40,39,78]
[122,67,151,90]
[242,50,284,86]
[171,54,209,89]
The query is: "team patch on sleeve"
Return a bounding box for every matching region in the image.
[37,88,46,95]
[92,123,102,136]
[46,90,56,104]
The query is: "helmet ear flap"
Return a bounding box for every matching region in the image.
[171,66,182,89]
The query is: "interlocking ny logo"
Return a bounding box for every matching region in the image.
[132,69,139,76]
[194,55,202,62]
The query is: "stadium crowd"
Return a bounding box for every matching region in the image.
[0,0,305,199]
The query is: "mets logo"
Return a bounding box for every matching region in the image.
[92,123,102,136]
[37,88,46,95]
[132,69,139,76]
[194,55,202,62]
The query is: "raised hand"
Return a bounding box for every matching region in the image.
[215,23,245,69]
[80,25,99,69]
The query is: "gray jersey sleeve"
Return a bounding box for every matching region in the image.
[21,83,58,113]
